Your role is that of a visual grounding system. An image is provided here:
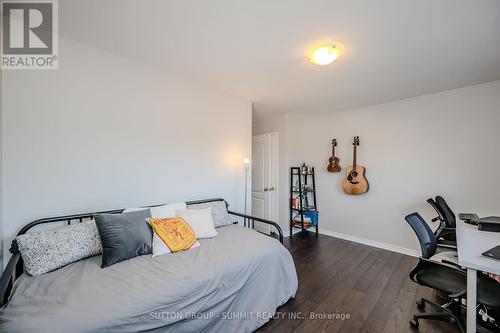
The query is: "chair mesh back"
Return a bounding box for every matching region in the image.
[405,213,437,258]
[435,196,456,228]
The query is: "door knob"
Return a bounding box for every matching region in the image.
[264,187,269,191]
[269,186,275,191]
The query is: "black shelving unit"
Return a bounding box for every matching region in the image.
[289,166,318,237]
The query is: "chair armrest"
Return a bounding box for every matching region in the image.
[441,259,463,270]
[434,225,457,244]
[437,244,457,250]
[228,211,284,244]
[420,257,466,273]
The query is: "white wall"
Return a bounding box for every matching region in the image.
[2,37,251,264]
[0,68,3,268]
[254,80,500,252]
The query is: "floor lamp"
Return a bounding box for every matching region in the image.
[244,158,250,215]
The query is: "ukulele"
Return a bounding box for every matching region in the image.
[342,136,369,195]
[327,139,341,173]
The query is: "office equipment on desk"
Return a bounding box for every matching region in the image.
[482,245,500,261]
[458,213,479,225]
[474,216,500,232]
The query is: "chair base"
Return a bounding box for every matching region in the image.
[410,297,464,333]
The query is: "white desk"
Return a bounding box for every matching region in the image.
[456,221,500,333]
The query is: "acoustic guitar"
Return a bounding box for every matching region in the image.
[342,136,369,195]
[327,139,341,173]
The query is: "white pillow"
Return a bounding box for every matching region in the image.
[123,202,186,217]
[176,208,217,239]
[124,202,200,257]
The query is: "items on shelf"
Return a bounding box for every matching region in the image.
[290,164,319,237]
[292,220,312,229]
[300,162,313,174]
[292,216,312,223]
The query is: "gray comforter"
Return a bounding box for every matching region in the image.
[0,225,297,333]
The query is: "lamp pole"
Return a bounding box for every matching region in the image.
[244,158,250,215]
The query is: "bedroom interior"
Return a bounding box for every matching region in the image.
[1,1,500,332]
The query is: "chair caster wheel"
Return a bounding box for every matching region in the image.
[410,319,419,328]
[416,299,425,309]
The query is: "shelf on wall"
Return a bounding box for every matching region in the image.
[291,207,317,212]
[289,166,318,238]
[292,222,314,229]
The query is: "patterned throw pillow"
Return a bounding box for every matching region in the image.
[16,220,102,276]
[187,201,233,227]
[148,217,199,253]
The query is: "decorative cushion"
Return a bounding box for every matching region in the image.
[148,217,200,255]
[95,209,152,268]
[187,201,232,227]
[176,208,217,238]
[16,220,102,276]
[151,232,200,257]
[124,203,191,257]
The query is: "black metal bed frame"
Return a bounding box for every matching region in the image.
[0,198,283,308]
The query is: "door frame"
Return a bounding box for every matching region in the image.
[269,132,279,224]
[251,132,279,230]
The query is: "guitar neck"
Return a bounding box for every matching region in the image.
[353,145,357,169]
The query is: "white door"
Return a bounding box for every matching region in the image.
[252,133,278,234]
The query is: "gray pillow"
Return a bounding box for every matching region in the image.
[95,209,152,268]
[16,220,102,276]
[187,201,233,227]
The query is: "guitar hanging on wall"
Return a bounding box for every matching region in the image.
[327,139,341,173]
[342,136,369,195]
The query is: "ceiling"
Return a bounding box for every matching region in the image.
[60,0,500,116]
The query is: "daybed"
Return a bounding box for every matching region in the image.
[0,198,298,333]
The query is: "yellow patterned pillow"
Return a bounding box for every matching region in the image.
[147,217,197,253]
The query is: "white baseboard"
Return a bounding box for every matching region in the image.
[318,228,420,257]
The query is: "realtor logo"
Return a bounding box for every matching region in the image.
[1,0,58,69]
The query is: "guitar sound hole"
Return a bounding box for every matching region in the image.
[348,170,359,184]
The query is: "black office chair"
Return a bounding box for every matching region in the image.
[406,212,465,330]
[405,213,500,332]
[427,196,457,246]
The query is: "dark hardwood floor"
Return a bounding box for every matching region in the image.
[257,233,458,333]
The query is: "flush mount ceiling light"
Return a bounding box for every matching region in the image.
[308,44,339,66]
